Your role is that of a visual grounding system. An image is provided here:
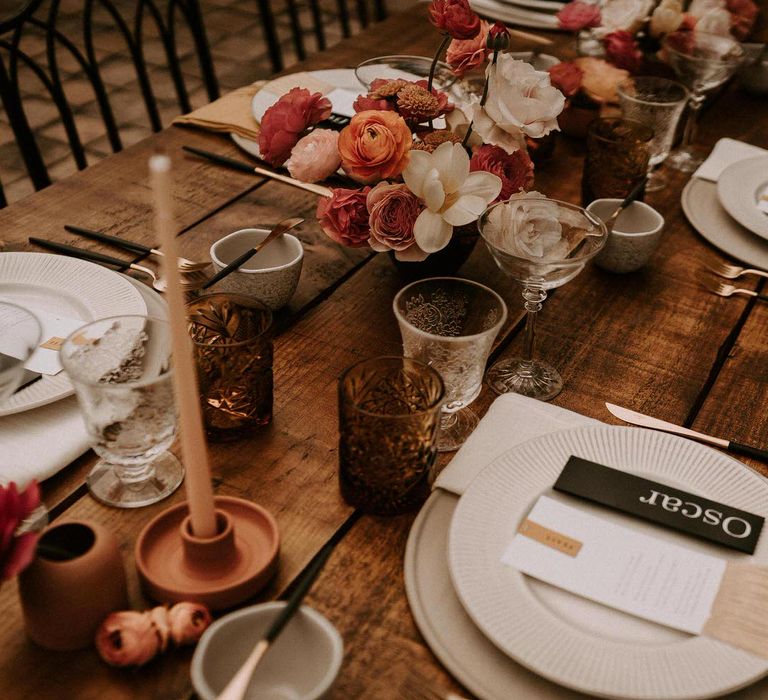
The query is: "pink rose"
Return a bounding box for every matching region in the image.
[317,187,372,247]
[557,1,602,31]
[285,130,341,183]
[366,182,427,261]
[603,30,643,72]
[548,62,584,98]
[446,20,490,77]
[95,611,160,667]
[258,88,332,166]
[0,480,41,580]
[470,144,534,201]
[726,0,758,40]
[168,602,213,646]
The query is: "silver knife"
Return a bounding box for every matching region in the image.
[605,403,768,463]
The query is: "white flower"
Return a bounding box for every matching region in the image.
[650,0,683,37]
[688,0,725,19]
[445,104,482,147]
[470,55,565,153]
[696,8,732,35]
[598,0,655,34]
[403,142,502,254]
[483,192,571,261]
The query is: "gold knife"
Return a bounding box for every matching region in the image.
[605,403,768,463]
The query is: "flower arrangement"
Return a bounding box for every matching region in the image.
[0,480,43,583]
[556,0,759,72]
[256,0,566,262]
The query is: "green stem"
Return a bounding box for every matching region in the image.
[462,48,499,149]
[428,33,451,130]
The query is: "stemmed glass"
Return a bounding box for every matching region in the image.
[60,315,183,508]
[393,277,507,452]
[663,32,744,173]
[479,197,607,401]
[0,302,41,402]
[617,77,689,192]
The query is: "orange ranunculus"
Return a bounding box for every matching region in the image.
[338,110,412,184]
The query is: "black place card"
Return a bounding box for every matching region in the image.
[554,457,764,554]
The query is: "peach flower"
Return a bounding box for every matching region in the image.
[285,129,341,183]
[338,110,412,184]
[95,611,160,667]
[366,182,427,261]
[446,20,490,77]
[573,57,629,103]
[168,602,213,646]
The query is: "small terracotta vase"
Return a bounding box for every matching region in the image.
[18,520,128,651]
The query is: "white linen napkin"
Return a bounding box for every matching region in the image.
[0,396,89,486]
[693,137,767,182]
[434,394,600,495]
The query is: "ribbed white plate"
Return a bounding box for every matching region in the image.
[0,252,147,416]
[718,156,768,239]
[471,0,560,29]
[682,178,768,270]
[448,425,768,699]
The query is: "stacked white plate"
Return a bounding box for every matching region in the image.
[470,0,563,30]
[405,425,768,699]
[682,153,768,269]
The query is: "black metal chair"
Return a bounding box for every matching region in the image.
[0,0,219,207]
[256,0,388,74]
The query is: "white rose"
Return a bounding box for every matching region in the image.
[688,0,725,19]
[650,0,683,37]
[696,7,732,35]
[471,55,564,153]
[484,192,571,261]
[598,0,655,34]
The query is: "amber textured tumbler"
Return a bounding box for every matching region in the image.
[338,356,444,515]
[582,117,653,205]
[188,293,273,442]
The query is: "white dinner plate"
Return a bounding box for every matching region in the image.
[0,252,147,416]
[448,425,768,699]
[497,0,564,12]
[470,0,560,29]
[682,177,768,269]
[717,156,768,240]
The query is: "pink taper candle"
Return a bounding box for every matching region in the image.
[149,153,217,538]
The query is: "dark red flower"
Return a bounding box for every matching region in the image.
[258,87,332,166]
[1,480,41,580]
[726,0,758,40]
[603,30,643,73]
[548,62,584,98]
[556,1,602,31]
[317,187,372,247]
[429,0,482,40]
[470,145,534,201]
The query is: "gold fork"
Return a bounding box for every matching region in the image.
[700,276,768,301]
[706,260,768,280]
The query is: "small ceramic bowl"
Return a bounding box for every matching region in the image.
[210,228,303,310]
[587,199,665,274]
[191,602,343,700]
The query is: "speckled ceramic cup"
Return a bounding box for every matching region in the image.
[587,199,665,274]
[210,228,303,310]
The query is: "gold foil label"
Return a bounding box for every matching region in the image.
[39,336,65,351]
[518,518,582,557]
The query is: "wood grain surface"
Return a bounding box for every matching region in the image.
[1,5,767,699]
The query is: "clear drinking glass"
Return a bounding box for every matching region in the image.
[393,277,507,452]
[0,302,41,402]
[617,77,689,192]
[60,315,183,508]
[663,31,744,172]
[479,197,607,401]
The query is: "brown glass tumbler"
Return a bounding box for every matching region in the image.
[582,117,653,205]
[187,293,273,442]
[338,356,445,515]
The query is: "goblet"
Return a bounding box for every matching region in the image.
[663,32,744,173]
[479,197,607,401]
[617,77,689,192]
[0,302,41,402]
[393,277,507,452]
[60,315,183,508]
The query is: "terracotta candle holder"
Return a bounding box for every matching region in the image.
[135,496,279,611]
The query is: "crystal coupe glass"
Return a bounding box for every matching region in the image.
[60,315,183,508]
[394,277,507,452]
[664,32,744,173]
[479,197,607,401]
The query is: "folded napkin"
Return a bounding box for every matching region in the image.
[0,396,89,486]
[693,137,767,182]
[173,80,267,141]
[434,394,600,495]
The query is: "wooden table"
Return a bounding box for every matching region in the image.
[1,6,767,698]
